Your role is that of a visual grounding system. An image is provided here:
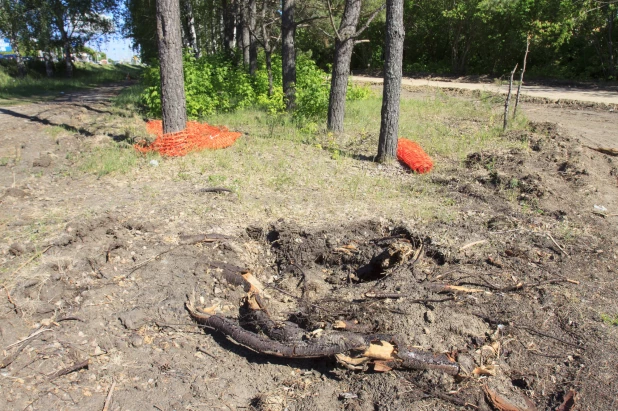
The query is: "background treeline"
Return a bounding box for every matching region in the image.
[124,0,618,80]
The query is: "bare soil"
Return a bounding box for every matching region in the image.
[1,84,618,411]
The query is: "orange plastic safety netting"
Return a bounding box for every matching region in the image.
[135,120,242,157]
[397,138,434,174]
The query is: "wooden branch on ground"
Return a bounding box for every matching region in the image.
[197,187,233,194]
[0,340,32,369]
[48,359,89,381]
[187,297,460,375]
[584,146,618,156]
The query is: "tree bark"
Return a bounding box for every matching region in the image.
[327,0,363,133]
[63,40,73,78]
[44,50,54,78]
[241,1,251,67]
[156,0,188,134]
[377,0,405,162]
[181,0,199,56]
[261,0,274,96]
[249,0,258,75]
[223,0,236,55]
[282,0,296,111]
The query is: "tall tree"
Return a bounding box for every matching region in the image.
[248,0,258,74]
[48,0,115,77]
[156,0,187,134]
[281,0,296,110]
[0,0,28,76]
[377,0,404,162]
[326,0,384,132]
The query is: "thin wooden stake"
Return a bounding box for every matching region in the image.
[513,34,531,119]
[503,63,518,131]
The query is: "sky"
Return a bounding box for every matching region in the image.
[93,36,136,62]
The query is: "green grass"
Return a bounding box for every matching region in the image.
[113,83,146,112]
[80,143,150,177]
[0,63,143,103]
[205,87,527,164]
[601,313,618,326]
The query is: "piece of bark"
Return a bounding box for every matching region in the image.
[556,390,576,411]
[483,384,536,411]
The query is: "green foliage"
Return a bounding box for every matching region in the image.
[141,52,371,122]
[601,313,618,326]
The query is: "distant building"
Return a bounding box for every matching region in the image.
[99,59,109,65]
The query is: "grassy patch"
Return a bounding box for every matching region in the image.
[0,63,143,104]
[601,313,618,326]
[113,83,146,112]
[80,143,150,177]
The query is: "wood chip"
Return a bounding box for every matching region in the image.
[556,389,576,411]
[362,341,395,361]
[483,384,536,411]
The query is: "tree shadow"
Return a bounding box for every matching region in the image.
[0,107,95,137]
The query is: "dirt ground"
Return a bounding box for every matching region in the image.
[1,84,618,411]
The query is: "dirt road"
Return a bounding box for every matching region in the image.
[352,75,618,105]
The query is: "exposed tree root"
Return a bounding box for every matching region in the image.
[186,294,460,375]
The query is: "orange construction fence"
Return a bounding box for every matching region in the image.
[135,120,242,157]
[397,138,434,174]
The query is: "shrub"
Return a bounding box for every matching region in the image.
[141,51,370,122]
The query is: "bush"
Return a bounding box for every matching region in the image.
[141,51,370,122]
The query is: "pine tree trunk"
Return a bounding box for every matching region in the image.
[181,0,199,56]
[156,0,187,134]
[64,41,73,78]
[327,0,362,133]
[261,0,273,96]
[223,0,236,55]
[377,0,405,163]
[249,0,258,75]
[282,0,296,111]
[241,2,250,67]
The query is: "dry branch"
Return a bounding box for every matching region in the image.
[197,187,233,193]
[0,340,31,369]
[584,146,618,156]
[48,359,89,381]
[179,233,231,245]
[102,380,117,411]
[503,64,518,131]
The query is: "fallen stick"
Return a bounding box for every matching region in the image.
[5,328,52,350]
[48,359,89,381]
[179,233,232,245]
[363,292,455,305]
[9,245,52,278]
[0,340,32,369]
[458,240,488,252]
[547,232,569,257]
[197,187,233,193]
[102,380,116,411]
[584,146,618,156]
